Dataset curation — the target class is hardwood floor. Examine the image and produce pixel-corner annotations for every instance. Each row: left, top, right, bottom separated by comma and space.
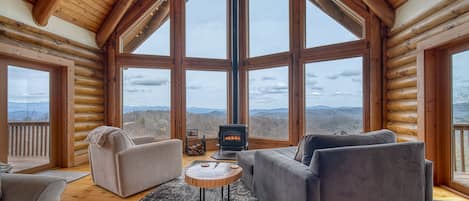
60, 151, 469, 201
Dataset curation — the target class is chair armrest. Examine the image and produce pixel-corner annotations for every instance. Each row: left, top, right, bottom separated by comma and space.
116, 139, 182, 197
425, 160, 433, 201
131, 136, 156, 145
254, 150, 319, 201
1, 174, 66, 201
310, 142, 426, 201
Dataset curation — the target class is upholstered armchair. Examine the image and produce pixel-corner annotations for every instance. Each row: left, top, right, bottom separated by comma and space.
87, 126, 182, 197
0, 173, 66, 201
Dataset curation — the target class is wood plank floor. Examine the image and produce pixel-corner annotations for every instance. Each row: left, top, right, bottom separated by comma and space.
60, 151, 469, 201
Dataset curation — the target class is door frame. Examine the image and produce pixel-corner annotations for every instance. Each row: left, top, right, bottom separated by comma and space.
0, 42, 75, 170
417, 22, 469, 195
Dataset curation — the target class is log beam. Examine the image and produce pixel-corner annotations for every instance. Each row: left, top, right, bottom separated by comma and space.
96, 0, 135, 47
32, 0, 61, 26
362, 0, 395, 27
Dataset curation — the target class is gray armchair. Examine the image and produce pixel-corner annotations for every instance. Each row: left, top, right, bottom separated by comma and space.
253, 142, 433, 201
87, 127, 182, 197
0, 173, 66, 201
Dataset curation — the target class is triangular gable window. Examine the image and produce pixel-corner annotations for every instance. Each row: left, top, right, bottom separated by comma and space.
306, 0, 363, 48
120, 0, 170, 56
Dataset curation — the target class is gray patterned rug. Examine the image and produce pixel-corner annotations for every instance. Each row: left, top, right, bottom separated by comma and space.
141, 178, 257, 201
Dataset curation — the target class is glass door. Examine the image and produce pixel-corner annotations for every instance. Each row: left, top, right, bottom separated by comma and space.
451, 49, 469, 188
4, 65, 51, 173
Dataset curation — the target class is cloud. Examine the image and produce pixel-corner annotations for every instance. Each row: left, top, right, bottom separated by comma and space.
333, 91, 354, 96
131, 79, 168, 86
327, 70, 361, 80
124, 75, 144, 81
306, 73, 317, 78
188, 85, 202, 90
261, 76, 276, 81
311, 91, 322, 96
125, 88, 143, 93
259, 85, 288, 94
352, 78, 361, 83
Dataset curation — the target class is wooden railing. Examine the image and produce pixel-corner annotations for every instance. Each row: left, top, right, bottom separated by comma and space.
454, 124, 469, 172
8, 122, 50, 158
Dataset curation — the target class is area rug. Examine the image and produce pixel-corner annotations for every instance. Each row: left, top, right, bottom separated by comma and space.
210, 150, 238, 160
141, 178, 257, 201
34, 170, 90, 183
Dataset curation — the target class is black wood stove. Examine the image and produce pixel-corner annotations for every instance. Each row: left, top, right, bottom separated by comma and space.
218, 124, 248, 153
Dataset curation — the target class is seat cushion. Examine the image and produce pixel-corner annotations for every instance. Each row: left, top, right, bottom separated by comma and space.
302, 129, 396, 166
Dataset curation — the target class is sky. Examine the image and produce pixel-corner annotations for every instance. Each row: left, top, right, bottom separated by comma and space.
8, 66, 50, 104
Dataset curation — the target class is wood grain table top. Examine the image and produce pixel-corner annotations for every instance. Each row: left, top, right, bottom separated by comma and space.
185, 161, 243, 188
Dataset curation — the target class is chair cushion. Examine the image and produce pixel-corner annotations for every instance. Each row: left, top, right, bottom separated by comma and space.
302, 129, 396, 166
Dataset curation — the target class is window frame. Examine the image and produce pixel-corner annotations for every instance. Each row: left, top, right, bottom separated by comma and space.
121, 66, 173, 140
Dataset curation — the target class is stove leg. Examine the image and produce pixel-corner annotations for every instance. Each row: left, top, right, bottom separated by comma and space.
221, 186, 224, 200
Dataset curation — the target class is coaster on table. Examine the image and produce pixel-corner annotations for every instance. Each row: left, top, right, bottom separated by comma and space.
230, 164, 240, 169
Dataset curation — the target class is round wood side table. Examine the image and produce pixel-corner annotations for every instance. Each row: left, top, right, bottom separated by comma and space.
185, 161, 243, 201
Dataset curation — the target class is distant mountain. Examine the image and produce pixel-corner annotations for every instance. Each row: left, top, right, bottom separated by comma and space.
8, 102, 49, 121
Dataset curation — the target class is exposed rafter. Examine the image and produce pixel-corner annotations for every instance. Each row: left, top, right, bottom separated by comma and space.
32, 0, 61, 26
96, 0, 135, 47
362, 0, 395, 27
309, 0, 363, 37
122, 0, 170, 52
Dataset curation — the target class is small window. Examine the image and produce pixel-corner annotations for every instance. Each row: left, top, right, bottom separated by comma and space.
186, 70, 228, 137
249, 66, 289, 140
122, 68, 171, 139
305, 57, 363, 135
249, 0, 289, 57
306, 0, 363, 48
186, 0, 228, 59
120, 1, 170, 56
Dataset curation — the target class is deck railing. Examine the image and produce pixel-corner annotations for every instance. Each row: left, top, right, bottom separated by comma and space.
454, 124, 469, 172
8, 122, 50, 158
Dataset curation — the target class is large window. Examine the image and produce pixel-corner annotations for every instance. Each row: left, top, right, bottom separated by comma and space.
248, 0, 289, 57
186, 0, 228, 59
305, 0, 363, 48
305, 57, 363, 135
120, 1, 170, 56
186, 70, 228, 137
248, 67, 289, 140
122, 68, 171, 139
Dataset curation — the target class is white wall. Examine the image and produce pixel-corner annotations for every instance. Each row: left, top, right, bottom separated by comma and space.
393, 0, 442, 29
0, 0, 97, 48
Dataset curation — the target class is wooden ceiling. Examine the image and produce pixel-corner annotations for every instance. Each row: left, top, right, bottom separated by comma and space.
26, 0, 118, 32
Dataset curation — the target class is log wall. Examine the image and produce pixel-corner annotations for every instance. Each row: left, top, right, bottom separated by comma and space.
0, 16, 104, 166
385, 0, 469, 140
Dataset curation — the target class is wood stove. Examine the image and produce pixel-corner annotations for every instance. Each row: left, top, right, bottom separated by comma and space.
218, 124, 248, 152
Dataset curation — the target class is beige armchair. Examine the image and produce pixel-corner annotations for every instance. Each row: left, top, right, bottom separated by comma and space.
87, 127, 182, 197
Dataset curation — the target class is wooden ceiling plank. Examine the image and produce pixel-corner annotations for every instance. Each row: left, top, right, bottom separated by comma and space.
64, 1, 106, 23
96, 0, 135, 47
55, 5, 101, 31
32, 0, 62, 26
363, 0, 395, 27
68, 0, 109, 17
